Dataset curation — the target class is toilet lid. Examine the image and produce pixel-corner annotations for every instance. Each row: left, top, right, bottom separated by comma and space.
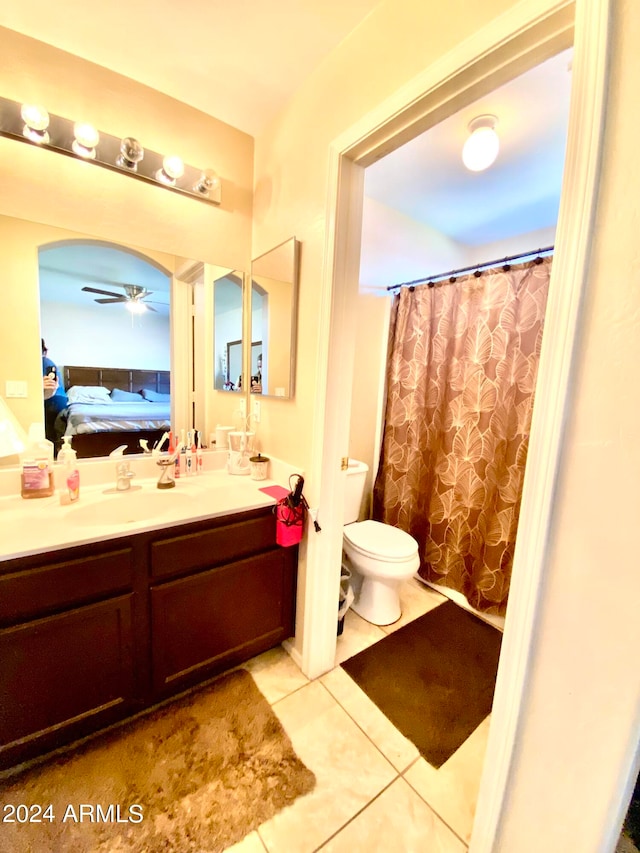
344, 520, 418, 560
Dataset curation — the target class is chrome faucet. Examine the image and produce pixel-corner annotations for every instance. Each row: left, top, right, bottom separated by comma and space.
115, 460, 135, 490
109, 444, 134, 490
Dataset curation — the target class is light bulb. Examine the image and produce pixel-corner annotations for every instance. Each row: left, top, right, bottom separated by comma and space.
72, 122, 100, 159
117, 137, 144, 170
156, 155, 184, 185
193, 168, 220, 196
126, 300, 147, 314
462, 115, 499, 172
21, 104, 50, 144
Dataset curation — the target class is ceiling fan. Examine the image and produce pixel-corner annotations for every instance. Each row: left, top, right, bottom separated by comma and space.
81, 284, 161, 312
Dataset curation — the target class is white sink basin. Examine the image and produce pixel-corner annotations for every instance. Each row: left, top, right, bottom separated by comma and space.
67, 488, 194, 526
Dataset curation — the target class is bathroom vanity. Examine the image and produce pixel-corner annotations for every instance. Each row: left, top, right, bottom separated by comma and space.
0, 480, 298, 770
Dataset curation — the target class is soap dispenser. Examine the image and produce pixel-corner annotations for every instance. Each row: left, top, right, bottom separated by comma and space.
57, 436, 80, 505
20, 423, 55, 499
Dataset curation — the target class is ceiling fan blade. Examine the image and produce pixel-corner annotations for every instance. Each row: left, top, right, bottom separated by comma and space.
95, 297, 127, 304
82, 286, 123, 297
145, 305, 158, 312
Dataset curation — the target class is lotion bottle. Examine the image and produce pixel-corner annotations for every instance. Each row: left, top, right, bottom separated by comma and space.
57, 435, 80, 504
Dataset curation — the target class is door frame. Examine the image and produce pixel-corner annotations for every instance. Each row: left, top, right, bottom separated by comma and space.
304, 0, 610, 849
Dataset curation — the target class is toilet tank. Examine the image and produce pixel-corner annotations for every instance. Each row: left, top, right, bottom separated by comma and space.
344, 459, 369, 524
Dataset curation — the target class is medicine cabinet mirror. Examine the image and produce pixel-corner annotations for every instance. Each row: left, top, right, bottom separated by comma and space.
250, 237, 300, 399
213, 271, 244, 392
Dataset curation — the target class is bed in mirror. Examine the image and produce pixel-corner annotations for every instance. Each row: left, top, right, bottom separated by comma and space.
250, 237, 300, 399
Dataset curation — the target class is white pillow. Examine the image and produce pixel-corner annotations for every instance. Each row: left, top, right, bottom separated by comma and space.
67, 385, 112, 404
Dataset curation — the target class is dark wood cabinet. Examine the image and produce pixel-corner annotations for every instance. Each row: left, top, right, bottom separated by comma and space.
0, 506, 297, 770
151, 549, 296, 695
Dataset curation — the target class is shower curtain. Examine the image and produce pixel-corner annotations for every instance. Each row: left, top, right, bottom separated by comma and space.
372, 257, 552, 615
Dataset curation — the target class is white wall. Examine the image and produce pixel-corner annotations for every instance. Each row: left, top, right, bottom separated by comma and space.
40, 300, 170, 373
348, 291, 391, 516
491, 0, 640, 848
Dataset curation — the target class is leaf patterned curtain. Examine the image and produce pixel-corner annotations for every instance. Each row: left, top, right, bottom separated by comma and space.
372, 257, 552, 616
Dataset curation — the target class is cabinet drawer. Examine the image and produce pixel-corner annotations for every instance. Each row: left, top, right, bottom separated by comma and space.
0, 548, 134, 626
150, 512, 276, 579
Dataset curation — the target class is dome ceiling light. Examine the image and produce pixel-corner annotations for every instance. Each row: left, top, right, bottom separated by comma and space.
462, 114, 500, 172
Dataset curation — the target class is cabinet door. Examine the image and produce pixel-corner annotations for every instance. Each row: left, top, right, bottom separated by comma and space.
0, 595, 135, 769
151, 549, 295, 696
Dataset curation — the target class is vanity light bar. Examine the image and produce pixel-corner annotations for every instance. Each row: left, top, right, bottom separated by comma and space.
0, 96, 221, 205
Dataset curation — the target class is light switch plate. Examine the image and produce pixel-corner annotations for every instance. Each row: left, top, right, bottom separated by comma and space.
5, 380, 27, 398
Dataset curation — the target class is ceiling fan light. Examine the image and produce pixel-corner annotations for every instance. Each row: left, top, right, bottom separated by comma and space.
462, 115, 499, 172
126, 300, 147, 314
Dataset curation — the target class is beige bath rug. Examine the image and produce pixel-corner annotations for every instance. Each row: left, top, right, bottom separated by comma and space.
0, 668, 315, 852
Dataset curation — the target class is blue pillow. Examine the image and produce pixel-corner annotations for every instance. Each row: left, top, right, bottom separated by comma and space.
111, 388, 144, 402
141, 388, 171, 402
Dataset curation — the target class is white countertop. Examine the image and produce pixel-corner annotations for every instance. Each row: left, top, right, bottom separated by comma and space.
0, 467, 290, 562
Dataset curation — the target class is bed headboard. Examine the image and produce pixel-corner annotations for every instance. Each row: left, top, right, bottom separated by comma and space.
63, 365, 171, 395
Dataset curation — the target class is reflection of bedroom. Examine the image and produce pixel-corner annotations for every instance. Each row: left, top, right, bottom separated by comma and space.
39, 241, 172, 456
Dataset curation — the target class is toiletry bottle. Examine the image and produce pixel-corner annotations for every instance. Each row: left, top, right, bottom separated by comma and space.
20, 423, 55, 499
57, 435, 80, 504
196, 431, 203, 474
180, 429, 187, 476
185, 431, 194, 476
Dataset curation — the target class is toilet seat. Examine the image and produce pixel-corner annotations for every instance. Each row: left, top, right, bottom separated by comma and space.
343, 519, 418, 562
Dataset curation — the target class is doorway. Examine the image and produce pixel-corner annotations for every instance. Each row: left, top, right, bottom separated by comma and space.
307, 1, 610, 850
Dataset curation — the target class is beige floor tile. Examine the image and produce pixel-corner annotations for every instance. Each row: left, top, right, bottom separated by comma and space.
226, 830, 268, 852
258, 681, 397, 853
404, 715, 491, 844
335, 609, 385, 665
380, 578, 447, 635
241, 645, 308, 704
320, 667, 418, 772
319, 778, 466, 853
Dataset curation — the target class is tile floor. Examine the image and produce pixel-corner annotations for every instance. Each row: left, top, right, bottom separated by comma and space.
234, 578, 493, 852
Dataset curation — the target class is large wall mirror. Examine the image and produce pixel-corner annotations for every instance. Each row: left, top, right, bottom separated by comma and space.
250, 237, 300, 398
0, 213, 247, 459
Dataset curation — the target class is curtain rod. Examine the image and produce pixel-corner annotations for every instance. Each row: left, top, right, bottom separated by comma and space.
386, 245, 554, 292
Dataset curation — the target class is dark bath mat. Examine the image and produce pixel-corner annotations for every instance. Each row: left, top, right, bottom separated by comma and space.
341, 599, 502, 767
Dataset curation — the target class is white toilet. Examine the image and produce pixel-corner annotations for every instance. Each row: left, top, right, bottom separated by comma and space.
343, 459, 420, 626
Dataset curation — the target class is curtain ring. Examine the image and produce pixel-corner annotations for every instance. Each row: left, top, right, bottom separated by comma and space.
427, 280, 435, 289
534, 255, 544, 265
449, 276, 457, 283
409, 285, 415, 292
474, 269, 482, 278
